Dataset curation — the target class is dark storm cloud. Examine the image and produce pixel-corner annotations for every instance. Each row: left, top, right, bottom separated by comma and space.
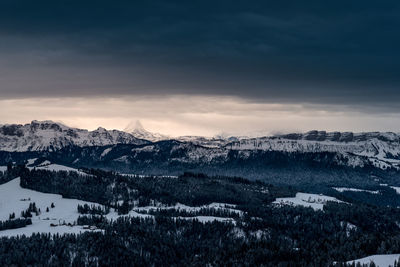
0, 0, 400, 107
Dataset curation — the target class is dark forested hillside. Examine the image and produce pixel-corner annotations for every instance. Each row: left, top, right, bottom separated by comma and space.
0, 167, 398, 265
18, 168, 294, 209
0, 142, 399, 189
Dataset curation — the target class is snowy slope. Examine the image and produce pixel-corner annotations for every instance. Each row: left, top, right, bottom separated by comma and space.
26, 159, 89, 176
127, 128, 400, 170
226, 131, 400, 170
0, 178, 239, 237
346, 254, 400, 267
273, 193, 343, 211
0, 178, 102, 237
0, 120, 148, 152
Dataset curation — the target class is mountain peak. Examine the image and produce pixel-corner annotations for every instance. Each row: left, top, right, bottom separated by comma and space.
0, 120, 148, 151
28, 120, 70, 132
125, 120, 169, 142
134, 120, 145, 131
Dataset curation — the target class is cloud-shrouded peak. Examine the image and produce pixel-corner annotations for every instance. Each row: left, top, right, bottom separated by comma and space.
125, 120, 169, 142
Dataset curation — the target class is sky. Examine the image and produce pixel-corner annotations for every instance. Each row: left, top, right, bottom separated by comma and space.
0, 1, 399, 136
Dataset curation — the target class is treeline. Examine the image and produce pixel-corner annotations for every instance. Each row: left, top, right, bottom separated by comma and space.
17, 166, 294, 211
138, 207, 241, 218
0, 164, 26, 185
21, 202, 40, 218
77, 215, 108, 228
6, 166, 400, 265
0, 218, 32, 231
2, 207, 400, 266
77, 204, 109, 215
19, 168, 111, 205
0, 216, 296, 266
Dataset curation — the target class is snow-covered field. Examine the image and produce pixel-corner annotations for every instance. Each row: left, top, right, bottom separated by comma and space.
346, 254, 400, 267
273, 193, 343, 211
0, 178, 238, 237
0, 178, 103, 237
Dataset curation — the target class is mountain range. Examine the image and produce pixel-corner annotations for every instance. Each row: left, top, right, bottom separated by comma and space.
0, 120, 400, 186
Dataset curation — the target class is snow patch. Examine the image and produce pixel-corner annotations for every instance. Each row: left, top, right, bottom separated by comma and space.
28, 163, 89, 176
391, 186, 400, 194
0, 178, 103, 237
100, 147, 112, 157
333, 187, 380, 194
26, 158, 38, 166
346, 254, 400, 267
273, 193, 343, 211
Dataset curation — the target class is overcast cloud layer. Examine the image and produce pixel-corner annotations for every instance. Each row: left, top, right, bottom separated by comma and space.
0, 1, 399, 133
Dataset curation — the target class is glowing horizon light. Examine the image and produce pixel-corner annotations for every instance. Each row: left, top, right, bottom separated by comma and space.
0, 96, 399, 137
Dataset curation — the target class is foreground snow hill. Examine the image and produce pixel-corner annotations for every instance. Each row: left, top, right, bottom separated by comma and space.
0, 178, 102, 237
0, 177, 239, 237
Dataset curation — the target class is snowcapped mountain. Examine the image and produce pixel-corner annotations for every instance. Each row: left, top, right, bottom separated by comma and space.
0, 120, 148, 152
227, 130, 400, 169
0, 120, 400, 172
173, 136, 235, 148
125, 121, 237, 146
125, 121, 169, 142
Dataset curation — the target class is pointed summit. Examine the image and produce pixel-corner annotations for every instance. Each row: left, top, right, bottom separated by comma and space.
134, 120, 145, 131
124, 120, 144, 133
124, 120, 169, 142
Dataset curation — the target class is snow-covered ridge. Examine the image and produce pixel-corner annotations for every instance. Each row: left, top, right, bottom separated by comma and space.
226, 132, 400, 170
26, 159, 90, 176
278, 130, 399, 142
0, 120, 148, 152
2, 120, 400, 171
333, 187, 380, 194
